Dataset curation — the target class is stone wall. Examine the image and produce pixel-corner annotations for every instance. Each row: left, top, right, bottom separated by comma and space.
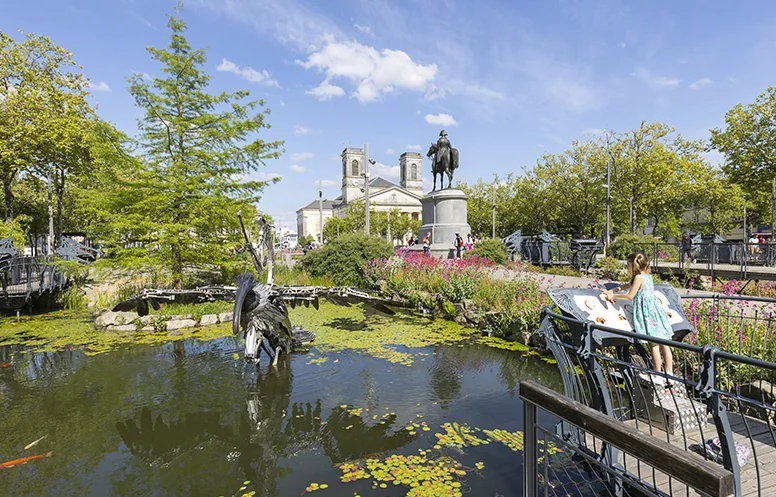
95, 309, 233, 332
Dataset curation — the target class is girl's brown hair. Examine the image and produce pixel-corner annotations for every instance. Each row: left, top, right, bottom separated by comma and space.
626, 251, 650, 283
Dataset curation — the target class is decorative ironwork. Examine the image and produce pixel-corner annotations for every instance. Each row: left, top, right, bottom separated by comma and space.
501, 230, 603, 273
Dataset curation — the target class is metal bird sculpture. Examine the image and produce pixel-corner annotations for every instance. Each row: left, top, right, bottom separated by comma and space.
112, 212, 408, 368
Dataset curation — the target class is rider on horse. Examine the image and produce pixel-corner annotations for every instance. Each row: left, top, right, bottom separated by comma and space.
428, 130, 458, 190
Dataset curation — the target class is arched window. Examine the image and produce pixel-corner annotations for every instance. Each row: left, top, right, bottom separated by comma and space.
351, 159, 359, 176
410, 163, 418, 180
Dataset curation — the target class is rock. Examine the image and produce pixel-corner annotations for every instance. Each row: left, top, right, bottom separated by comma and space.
96, 311, 138, 327
463, 309, 480, 325
528, 331, 547, 351
175, 314, 193, 320
140, 326, 155, 332
166, 319, 197, 330
218, 312, 234, 324
106, 324, 137, 332
138, 315, 156, 325
200, 314, 218, 326
462, 299, 475, 310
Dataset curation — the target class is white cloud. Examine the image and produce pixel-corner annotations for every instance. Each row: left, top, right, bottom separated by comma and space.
689, 78, 713, 90
318, 180, 338, 187
424, 113, 458, 127
619, 41, 627, 48
385, 148, 395, 156
87, 81, 111, 92
354, 23, 372, 35
293, 125, 311, 135
290, 164, 305, 173
290, 152, 314, 161
581, 128, 605, 136
406, 144, 422, 151
370, 162, 400, 182
216, 59, 279, 87
306, 80, 345, 101
298, 36, 438, 103
631, 68, 679, 88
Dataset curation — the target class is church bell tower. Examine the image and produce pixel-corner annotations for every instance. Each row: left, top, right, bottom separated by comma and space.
399, 152, 423, 194
341, 147, 365, 204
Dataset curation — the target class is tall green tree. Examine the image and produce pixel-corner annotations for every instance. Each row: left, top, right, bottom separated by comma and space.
710, 87, 776, 232
97, 7, 282, 282
0, 31, 90, 224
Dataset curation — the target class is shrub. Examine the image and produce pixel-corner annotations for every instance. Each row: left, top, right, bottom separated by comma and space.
440, 272, 480, 303
300, 233, 394, 286
609, 234, 665, 260
597, 257, 624, 281
464, 239, 508, 265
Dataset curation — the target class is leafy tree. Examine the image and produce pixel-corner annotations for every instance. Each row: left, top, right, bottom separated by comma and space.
463, 239, 508, 264
92, 7, 281, 282
0, 30, 91, 224
322, 202, 420, 243
300, 232, 393, 286
710, 87, 776, 230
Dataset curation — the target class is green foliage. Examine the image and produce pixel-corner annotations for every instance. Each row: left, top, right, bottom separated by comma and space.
58, 285, 88, 310
609, 234, 663, 260
323, 202, 421, 243
300, 233, 394, 286
464, 239, 508, 265
299, 234, 315, 246
156, 301, 232, 321
441, 300, 456, 318
439, 273, 480, 303
597, 257, 624, 281
82, 10, 281, 284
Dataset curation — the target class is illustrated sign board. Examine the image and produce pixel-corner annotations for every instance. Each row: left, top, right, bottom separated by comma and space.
547, 285, 692, 335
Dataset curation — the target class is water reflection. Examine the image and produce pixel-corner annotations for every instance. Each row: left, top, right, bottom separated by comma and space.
1, 327, 563, 496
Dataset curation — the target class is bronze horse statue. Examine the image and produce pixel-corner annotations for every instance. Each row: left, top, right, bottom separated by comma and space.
427, 138, 459, 191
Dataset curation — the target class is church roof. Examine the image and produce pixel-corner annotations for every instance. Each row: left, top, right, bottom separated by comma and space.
297, 199, 337, 212
369, 177, 400, 189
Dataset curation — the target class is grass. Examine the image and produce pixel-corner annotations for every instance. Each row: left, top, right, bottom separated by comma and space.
155, 300, 234, 320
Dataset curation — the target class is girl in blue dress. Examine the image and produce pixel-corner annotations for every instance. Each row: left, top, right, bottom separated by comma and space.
602, 251, 674, 379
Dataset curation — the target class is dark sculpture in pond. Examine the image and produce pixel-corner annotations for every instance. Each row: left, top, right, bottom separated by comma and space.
114, 213, 407, 368
427, 129, 459, 191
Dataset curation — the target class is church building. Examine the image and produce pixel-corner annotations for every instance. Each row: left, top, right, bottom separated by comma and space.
296, 148, 424, 243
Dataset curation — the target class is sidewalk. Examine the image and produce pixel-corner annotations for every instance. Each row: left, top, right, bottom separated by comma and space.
490, 267, 716, 298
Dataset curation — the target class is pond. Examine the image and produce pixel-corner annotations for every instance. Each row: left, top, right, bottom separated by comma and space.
0, 304, 564, 497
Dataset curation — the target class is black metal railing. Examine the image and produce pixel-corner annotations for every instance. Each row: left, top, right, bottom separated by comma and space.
0, 256, 67, 309
632, 242, 776, 282
540, 294, 776, 497
521, 380, 734, 497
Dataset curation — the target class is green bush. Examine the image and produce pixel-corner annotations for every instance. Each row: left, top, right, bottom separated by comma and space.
299, 233, 394, 286
464, 239, 508, 265
609, 234, 664, 260
440, 272, 480, 303
597, 257, 624, 281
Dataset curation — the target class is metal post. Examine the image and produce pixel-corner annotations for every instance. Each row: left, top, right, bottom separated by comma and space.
523, 400, 538, 497
364, 143, 370, 235
47, 166, 54, 256
491, 183, 496, 239
605, 158, 611, 256
770, 176, 776, 243
387, 209, 391, 242
318, 180, 323, 244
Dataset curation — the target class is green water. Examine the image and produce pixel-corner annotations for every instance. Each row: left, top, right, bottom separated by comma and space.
0, 306, 564, 496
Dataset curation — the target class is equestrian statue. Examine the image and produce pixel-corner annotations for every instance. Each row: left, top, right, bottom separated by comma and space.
426, 130, 460, 191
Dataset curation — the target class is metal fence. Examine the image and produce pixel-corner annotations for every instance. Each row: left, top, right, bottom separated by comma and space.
521, 379, 734, 497
632, 242, 776, 281
0, 256, 67, 310
539, 293, 776, 497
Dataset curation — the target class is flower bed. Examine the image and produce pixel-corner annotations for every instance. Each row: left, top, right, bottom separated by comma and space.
364, 252, 552, 339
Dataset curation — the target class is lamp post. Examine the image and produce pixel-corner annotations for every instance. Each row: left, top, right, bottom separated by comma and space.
605, 157, 611, 256
318, 179, 323, 244
491, 183, 496, 239
387, 192, 397, 243
364, 143, 371, 235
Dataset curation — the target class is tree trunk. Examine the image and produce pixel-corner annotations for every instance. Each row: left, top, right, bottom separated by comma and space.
629, 196, 636, 234
3, 177, 13, 221
55, 167, 65, 248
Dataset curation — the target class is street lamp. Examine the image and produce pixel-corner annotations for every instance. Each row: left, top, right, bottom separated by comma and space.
605, 158, 611, 255
364, 143, 372, 234
387, 192, 398, 242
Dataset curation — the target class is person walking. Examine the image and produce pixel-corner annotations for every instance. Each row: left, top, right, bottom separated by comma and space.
422, 235, 430, 256
602, 252, 674, 381
454, 233, 463, 259
679, 232, 693, 265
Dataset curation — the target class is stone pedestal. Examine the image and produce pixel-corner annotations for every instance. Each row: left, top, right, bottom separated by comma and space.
414, 188, 471, 259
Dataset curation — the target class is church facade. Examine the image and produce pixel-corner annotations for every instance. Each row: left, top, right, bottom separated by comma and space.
296, 148, 424, 243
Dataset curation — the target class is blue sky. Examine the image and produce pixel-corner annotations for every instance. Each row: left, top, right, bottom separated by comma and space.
4, 1, 776, 230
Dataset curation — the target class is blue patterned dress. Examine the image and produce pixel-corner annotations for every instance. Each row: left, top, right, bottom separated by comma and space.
632, 275, 673, 340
